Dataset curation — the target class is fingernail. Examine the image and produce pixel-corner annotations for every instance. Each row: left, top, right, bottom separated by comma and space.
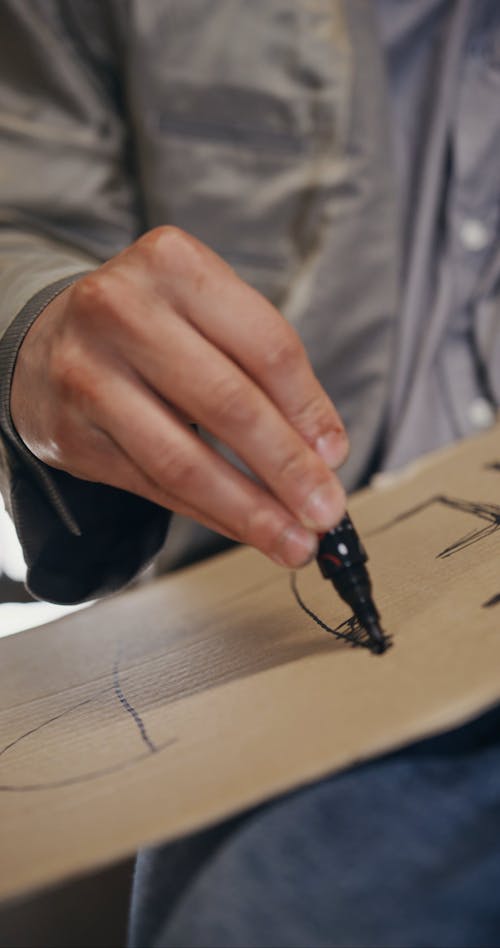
301, 481, 344, 531
273, 525, 318, 568
315, 431, 347, 469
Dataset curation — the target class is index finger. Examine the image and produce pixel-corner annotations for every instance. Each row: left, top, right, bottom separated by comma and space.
134, 228, 349, 469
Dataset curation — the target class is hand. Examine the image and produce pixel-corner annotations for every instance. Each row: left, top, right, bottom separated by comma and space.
11, 227, 348, 567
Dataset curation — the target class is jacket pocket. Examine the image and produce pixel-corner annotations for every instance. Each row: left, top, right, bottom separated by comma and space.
129, 0, 353, 303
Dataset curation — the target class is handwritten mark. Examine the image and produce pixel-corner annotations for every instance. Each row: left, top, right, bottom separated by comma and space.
482, 593, 500, 609
0, 647, 175, 792
0, 696, 96, 765
369, 495, 500, 558
290, 573, 391, 654
0, 750, 167, 793
113, 654, 158, 753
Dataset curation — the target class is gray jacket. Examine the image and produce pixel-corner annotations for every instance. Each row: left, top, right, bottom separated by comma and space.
0, 0, 498, 602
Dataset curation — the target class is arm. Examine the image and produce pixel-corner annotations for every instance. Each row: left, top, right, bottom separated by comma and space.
2, 2, 349, 606
0, 0, 168, 603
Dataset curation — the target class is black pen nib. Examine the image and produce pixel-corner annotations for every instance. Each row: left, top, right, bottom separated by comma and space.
361, 616, 390, 654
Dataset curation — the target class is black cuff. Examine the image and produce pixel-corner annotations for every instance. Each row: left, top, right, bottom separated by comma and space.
11, 470, 170, 604
0, 275, 170, 603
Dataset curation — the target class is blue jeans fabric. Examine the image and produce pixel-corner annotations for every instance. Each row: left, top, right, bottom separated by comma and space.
129, 704, 500, 947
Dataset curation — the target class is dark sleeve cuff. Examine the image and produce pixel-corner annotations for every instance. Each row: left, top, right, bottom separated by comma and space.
0, 276, 170, 604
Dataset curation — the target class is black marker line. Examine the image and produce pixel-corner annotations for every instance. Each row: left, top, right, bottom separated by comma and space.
113, 655, 158, 754
0, 695, 96, 760
369, 494, 500, 559
482, 593, 500, 609
290, 573, 390, 654
0, 646, 177, 791
0, 738, 176, 793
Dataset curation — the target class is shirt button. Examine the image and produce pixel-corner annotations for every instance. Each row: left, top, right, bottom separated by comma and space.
459, 219, 489, 251
468, 397, 496, 430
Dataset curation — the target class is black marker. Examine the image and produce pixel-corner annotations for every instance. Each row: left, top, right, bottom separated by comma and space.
317, 513, 389, 654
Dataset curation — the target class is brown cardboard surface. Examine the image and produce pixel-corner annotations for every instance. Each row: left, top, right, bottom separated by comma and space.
1, 424, 500, 901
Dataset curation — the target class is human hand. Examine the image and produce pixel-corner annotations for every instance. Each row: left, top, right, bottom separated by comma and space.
11, 227, 348, 567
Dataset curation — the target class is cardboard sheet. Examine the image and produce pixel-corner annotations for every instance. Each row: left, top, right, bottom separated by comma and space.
1, 424, 500, 901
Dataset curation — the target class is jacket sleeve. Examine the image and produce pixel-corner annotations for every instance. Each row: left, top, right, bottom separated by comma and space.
0, 1, 169, 604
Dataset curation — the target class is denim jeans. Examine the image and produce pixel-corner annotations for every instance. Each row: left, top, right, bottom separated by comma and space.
129, 704, 500, 947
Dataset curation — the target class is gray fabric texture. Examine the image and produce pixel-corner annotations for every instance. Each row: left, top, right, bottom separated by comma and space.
0, 0, 498, 602
377, 0, 500, 469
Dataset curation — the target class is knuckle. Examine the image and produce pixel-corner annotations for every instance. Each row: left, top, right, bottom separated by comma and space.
242, 506, 283, 551
139, 225, 201, 272
71, 272, 118, 319
290, 393, 341, 443
153, 449, 199, 493
52, 349, 82, 396
209, 376, 260, 430
276, 445, 312, 488
52, 348, 96, 409
262, 327, 304, 375
71, 271, 138, 339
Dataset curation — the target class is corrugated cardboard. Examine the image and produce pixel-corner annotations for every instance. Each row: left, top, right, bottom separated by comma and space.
1, 424, 499, 900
